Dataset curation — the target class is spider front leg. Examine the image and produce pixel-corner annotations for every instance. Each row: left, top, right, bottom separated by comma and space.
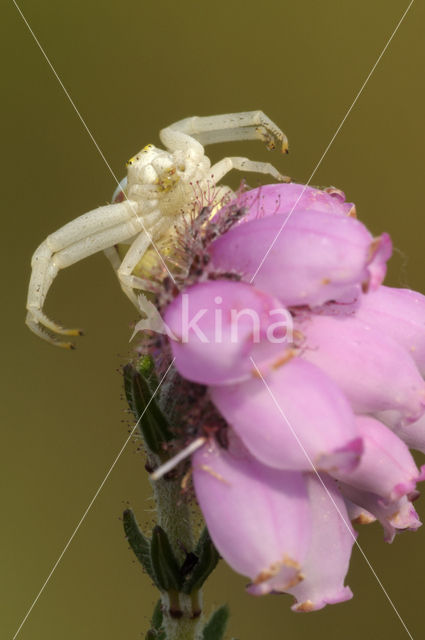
161, 111, 289, 153
210, 156, 291, 184
117, 216, 169, 294
104, 245, 140, 308
26, 199, 143, 347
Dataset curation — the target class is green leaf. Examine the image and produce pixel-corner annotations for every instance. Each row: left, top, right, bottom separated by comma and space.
150, 525, 183, 591
183, 528, 220, 594
123, 364, 172, 454
123, 509, 158, 586
202, 605, 230, 640
145, 630, 166, 640
145, 601, 166, 640
151, 599, 163, 630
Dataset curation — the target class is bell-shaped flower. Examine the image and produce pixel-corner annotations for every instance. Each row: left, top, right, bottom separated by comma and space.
376, 410, 425, 455
210, 357, 362, 472
287, 473, 356, 612
163, 280, 291, 385
299, 313, 425, 426
331, 416, 425, 501
192, 436, 310, 594
339, 483, 422, 543
145, 181, 425, 612
231, 182, 356, 222
209, 208, 391, 307
355, 285, 425, 375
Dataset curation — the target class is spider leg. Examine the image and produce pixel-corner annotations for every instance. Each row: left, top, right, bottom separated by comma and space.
26, 200, 149, 347
161, 111, 289, 153
104, 246, 139, 308
117, 216, 168, 293
159, 126, 205, 159
209, 156, 291, 184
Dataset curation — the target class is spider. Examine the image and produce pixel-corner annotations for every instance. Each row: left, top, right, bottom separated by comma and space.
26, 110, 289, 348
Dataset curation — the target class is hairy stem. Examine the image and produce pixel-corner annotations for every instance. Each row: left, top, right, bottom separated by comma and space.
151, 475, 203, 640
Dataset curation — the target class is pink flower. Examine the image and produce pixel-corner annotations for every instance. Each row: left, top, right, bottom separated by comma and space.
155, 183, 425, 611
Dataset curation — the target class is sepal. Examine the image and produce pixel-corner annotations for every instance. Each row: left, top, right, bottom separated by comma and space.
183, 528, 220, 593
150, 525, 183, 591
123, 509, 157, 586
145, 600, 166, 640
202, 604, 229, 640
123, 363, 173, 454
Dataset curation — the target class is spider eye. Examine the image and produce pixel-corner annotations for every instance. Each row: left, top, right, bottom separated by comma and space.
142, 144, 154, 153
126, 154, 141, 167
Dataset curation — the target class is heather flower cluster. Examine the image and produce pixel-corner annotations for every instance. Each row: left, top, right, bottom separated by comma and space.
152, 183, 425, 612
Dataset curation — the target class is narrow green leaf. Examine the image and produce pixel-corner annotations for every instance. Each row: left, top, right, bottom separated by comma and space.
183, 528, 220, 593
202, 605, 230, 640
123, 364, 172, 454
123, 509, 158, 586
194, 527, 215, 557
150, 525, 183, 591
151, 599, 163, 630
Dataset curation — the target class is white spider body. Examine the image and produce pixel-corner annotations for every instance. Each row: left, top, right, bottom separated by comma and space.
26, 111, 289, 347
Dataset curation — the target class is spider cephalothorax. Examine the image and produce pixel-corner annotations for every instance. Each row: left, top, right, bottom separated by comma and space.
26, 111, 289, 347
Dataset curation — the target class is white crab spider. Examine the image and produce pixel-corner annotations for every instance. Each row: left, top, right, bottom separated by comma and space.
26, 110, 289, 348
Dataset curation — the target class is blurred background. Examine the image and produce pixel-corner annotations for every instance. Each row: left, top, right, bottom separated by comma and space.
2, 1, 424, 638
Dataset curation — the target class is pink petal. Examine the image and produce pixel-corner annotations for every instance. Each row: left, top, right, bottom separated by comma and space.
331, 416, 423, 501
356, 285, 425, 375
209, 209, 391, 307
192, 436, 310, 594
299, 313, 425, 426
377, 410, 425, 455
345, 500, 376, 525
339, 484, 422, 543
210, 358, 362, 472
230, 183, 356, 221
164, 280, 291, 385
288, 474, 355, 612
364, 233, 392, 291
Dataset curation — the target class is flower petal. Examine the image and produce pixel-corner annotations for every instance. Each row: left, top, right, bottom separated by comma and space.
345, 500, 376, 526
331, 416, 423, 501
377, 410, 425, 455
288, 474, 355, 612
339, 484, 422, 543
210, 209, 391, 307
231, 183, 356, 221
356, 285, 425, 375
192, 436, 310, 594
210, 358, 362, 472
299, 313, 425, 426
164, 280, 291, 385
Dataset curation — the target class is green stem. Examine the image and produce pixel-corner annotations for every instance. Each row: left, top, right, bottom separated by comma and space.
151, 475, 203, 640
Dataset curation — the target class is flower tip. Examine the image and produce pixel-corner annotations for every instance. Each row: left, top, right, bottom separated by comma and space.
388, 501, 422, 537
246, 555, 304, 596
317, 437, 363, 473
391, 480, 418, 501
366, 232, 393, 291
291, 586, 353, 613
418, 465, 425, 483
352, 513, 376, 526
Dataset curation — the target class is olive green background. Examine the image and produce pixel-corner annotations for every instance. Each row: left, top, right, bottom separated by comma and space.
2, 1, 425, 638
